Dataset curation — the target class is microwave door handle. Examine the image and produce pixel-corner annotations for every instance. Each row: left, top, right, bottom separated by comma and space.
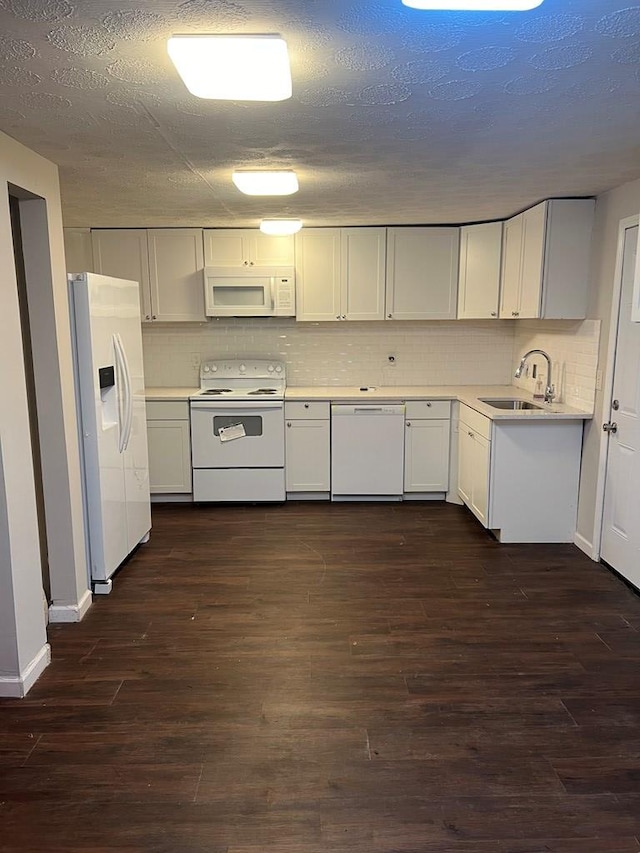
265, 279, 274, 312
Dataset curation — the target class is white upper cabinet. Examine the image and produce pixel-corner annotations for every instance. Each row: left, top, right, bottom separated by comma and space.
203, 229, 294, 267
296, 228, 386, 322
341, 228, 386, 321
92, 229, 153, 321
500, 198, 595, 320
386, 227, 459, 320
64, 228, 94, 274
457, 222, 503, 320
294, 229, 342, 321
147, 229, 205, 322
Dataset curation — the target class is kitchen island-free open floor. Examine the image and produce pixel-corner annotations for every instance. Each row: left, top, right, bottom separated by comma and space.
1, 502, 640, 852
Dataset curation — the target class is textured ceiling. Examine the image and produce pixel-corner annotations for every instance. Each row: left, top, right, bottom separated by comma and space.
1, 0, 640, 227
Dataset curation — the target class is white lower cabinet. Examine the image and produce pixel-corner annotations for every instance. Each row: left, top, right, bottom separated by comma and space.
146, 401, 192, 495
457, 403, 583, 542
404, 401, 451, 494
457, 404, 491, 526
285, 402, 330, 497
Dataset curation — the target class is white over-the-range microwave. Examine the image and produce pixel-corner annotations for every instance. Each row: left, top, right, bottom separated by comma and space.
204, 266, 296, 317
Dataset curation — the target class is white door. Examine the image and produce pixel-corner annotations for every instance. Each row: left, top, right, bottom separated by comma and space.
203, 229, 251, 267
457, 222, 502, 320
91, 229, 152, 321
147, 229, 205, 321
601, 224, 640, 589
252, 233, 295, 266
285, 420, 330, 492
341, 227, 386, 321
386, 227, 459, 320
148, 420, 192, 493
500, 215, 523, 318
457, 423, 473, 505
519, 202, 547, 319
295, 229, 342, 321
404, 419, 450, 492
470, 432, 491, 526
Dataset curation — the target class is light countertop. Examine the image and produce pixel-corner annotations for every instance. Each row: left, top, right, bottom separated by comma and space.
145, 385, 592, 421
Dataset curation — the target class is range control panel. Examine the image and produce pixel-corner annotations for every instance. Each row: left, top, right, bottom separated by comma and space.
200, 359, 286, 381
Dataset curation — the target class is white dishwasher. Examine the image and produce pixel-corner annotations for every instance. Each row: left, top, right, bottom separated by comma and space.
331, 404, 406, 499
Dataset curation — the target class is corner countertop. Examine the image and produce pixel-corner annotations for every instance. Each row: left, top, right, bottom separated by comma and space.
144, 385, 592, 421
285, 385, 593, 421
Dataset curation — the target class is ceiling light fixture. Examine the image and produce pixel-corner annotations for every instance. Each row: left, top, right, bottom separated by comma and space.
260, 219, 303, 236
167, 34, 292, 101
232, 170, 299, 196
401, 0, 543, 9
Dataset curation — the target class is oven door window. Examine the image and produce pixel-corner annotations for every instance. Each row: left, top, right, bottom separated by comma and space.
213, 416, 263, 437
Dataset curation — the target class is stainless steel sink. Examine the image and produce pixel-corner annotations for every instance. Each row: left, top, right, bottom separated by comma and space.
479, 398, 546, 411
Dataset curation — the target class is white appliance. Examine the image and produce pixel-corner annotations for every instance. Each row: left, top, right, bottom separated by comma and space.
331, 404, 406, 499
190, 360, 286, 501
69, 272, 151, 594
204, 266, 295, 317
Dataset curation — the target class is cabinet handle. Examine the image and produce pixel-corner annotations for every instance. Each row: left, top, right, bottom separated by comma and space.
406, 421, 411, 427
336, 315, 341, 320
426, 401, 432, 407
342, 315, 346, 320
468, 431, 474, 437
250, 261, 254, 266
490, 311, 497, 317
145, 315, 150, 320
512, 311, 519, 317
304, 404, 309, 409
243, 260, 248, 266
387, 313, 392, 319
287, 422, 292, 428
152, 315, 157, 320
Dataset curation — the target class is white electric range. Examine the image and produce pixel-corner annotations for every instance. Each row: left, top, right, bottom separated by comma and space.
190, 359, 286, 502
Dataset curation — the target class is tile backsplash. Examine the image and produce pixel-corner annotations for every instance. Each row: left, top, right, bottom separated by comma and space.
142, 319, 516, 388
142, 317, 600, 410
512, 319, 600, 410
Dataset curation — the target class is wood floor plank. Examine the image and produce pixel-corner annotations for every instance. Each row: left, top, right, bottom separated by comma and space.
1, 502, 640, 851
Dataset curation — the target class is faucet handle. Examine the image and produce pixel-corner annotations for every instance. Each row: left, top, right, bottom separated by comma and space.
545, 384, 556, 403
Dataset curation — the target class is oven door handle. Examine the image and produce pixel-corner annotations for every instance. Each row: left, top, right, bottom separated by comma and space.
190, 400, 284, 411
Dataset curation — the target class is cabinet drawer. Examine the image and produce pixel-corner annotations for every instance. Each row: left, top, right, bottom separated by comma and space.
285, 401, 330, 420
146, 401, 190, 420
405, 400, 451, 420
458, 403, 492, 441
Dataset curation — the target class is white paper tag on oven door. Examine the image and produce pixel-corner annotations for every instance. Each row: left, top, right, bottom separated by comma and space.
219, 422, 246, 442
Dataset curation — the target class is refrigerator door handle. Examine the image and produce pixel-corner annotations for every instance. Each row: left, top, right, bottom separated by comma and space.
116, 333, 134, 451
113, 333, 126, 454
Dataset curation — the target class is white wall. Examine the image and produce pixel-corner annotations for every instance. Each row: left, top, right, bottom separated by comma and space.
576, 177, 640, 550
143, 319, 517, 388
0, 130, 89, 695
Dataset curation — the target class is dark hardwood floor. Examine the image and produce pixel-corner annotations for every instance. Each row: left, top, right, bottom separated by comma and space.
2, 501, 640, 852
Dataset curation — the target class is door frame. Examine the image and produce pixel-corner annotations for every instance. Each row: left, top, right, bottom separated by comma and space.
591, 214, 639, 561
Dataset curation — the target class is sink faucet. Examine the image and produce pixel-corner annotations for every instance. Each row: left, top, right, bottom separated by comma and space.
514, 349, 555, 403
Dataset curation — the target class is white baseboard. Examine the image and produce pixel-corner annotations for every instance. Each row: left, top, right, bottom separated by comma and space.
48, 589, 92, 623
151, 494, 193, 503
0, 643, 51, 698
574, 531, 597, 561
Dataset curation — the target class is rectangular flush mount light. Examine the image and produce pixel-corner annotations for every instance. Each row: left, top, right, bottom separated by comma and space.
402, 0, 543, 8
232, 170, 299, 196
167, 34, 292, 101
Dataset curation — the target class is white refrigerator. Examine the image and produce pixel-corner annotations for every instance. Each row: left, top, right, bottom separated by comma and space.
69, 272, 151, 594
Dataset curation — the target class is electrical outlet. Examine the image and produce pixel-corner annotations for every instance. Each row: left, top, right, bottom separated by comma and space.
387, 354, 397, 367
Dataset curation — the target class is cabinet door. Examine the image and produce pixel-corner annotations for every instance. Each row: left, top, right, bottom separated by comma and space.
386, 227, 459, 320
457, 222, 502, 319
64, 228, 94, 273
457, 423, 474, 505
147, 419, 192, 494
295, 229, 342, 321
499, 214, 524, 319
285, 419, 330, 492
252, 232, 295, 266
519, 202, 547, 319
470, 432, 491, 526
203, 229, 250, 267
341, 227, 386, 321
147, 229, 205, 321
404, 419, 450, 492
91, 229, 152, 321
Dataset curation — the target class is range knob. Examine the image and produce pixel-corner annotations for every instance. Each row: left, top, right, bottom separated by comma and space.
275, 365, 283, 373
267, 364, 275, 373
211, 365, 218, 372
203, 366, 210, 373
239, 364, 246, 373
